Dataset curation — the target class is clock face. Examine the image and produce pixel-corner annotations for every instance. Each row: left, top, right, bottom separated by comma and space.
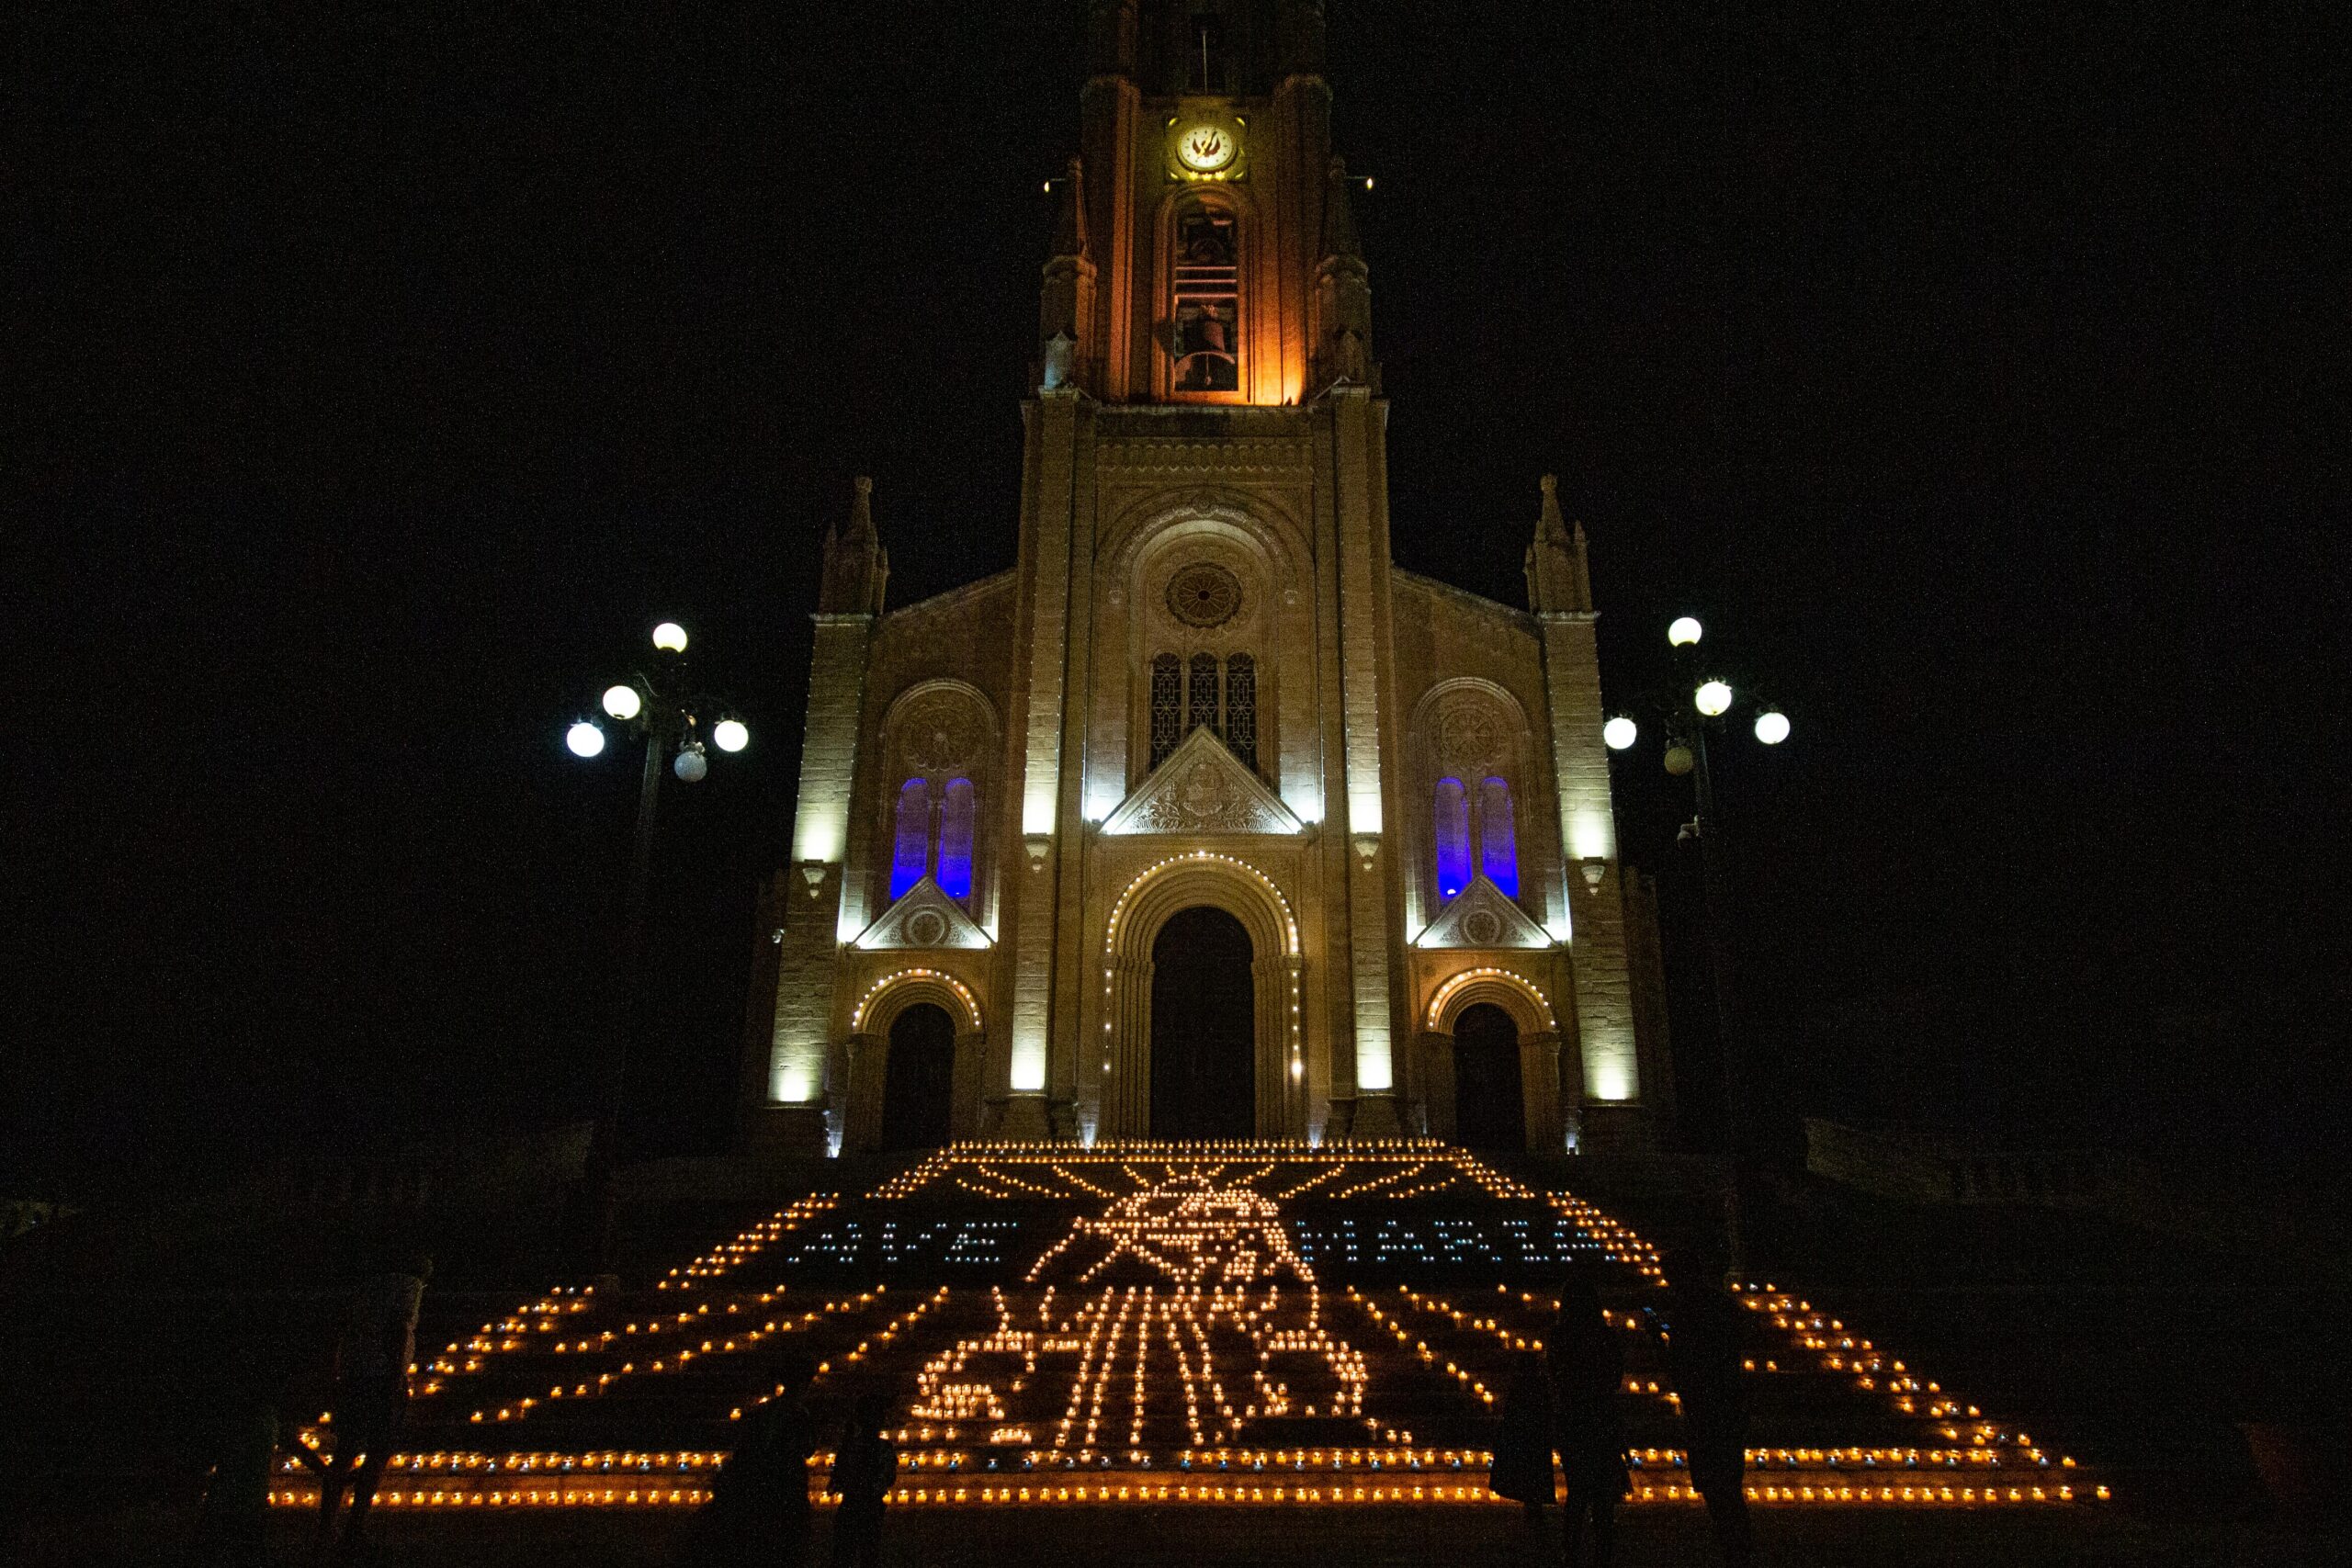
1176, 123, 1238, 174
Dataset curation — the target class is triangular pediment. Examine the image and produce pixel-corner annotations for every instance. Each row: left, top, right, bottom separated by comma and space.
1100, 726, 1305, 837
1416, 875, 1552, 950
854, 876, 992, 951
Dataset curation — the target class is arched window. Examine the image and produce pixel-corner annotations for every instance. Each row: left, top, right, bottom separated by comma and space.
1223, 653, 1256, 767
1433, 778, 1471, 903
935, 779, 976, 899
1170, 197, 1239, 393
1150, 654, 1183, 769
889, 779, 930, 900
1479, 777, 1519, 897
1188, 652, 1219, 735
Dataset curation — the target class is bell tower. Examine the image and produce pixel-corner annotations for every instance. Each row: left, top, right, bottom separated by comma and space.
1050, 0, 1366, 406
752, 0, 1668, 1158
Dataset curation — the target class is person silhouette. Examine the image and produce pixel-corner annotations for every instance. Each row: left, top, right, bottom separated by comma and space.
1661, 1253, 1752, 1568
1546, 1258, 1628, 1568
684, 1352, 818, 1566
314, 1255, 430, 1559
1489, 1349, 1558, 1527
188, 1346, 285, 1567
827, 1393, 899, 1568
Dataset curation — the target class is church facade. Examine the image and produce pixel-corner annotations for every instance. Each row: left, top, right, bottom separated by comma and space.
746, 0, 1673, 1156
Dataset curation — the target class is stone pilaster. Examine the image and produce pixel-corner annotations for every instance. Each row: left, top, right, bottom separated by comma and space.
1536, 612, 1642, 1112
1001, 390, 1083, 1137
763, 595, 876, 1151
1329, 387, 1401, 1136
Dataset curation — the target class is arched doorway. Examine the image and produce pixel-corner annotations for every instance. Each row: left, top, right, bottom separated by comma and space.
1149, 906, 1255, 1139
1453, 1002, 1525, 1149
879, 1002, 956, 1149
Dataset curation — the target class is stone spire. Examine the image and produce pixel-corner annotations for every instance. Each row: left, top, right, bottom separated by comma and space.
1277, 0, 1328, 77
819, 475, 888, 616
1315, 156, 1374, 389
1524, 474, 1593, 615
1038, 157, 1096, 391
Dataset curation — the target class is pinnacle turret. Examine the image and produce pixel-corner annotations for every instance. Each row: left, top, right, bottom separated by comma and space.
819, 475, 888, 616
1524, 474, 1593, 615
1314, 157, 1374, 389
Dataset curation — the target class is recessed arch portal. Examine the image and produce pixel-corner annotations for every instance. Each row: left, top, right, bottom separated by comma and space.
1421, 966, 1564, 1154
842, 967, 987, 1153
1098, 852, 1304, 1140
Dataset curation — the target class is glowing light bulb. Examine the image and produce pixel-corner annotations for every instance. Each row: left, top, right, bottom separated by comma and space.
1602, 716, 1637, 750
711, 717, 749, 752
1754, 709, 1790, 744
650, 622, 688, 652
1668, 616, 1703, 647
1695, 680, 1734, 716
565, 721, 605, 758
602, 683, 642, 720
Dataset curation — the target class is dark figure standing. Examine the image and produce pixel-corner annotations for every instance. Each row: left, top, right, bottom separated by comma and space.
683, 1354, 818, 1566
1488, 1350, 1557, 1526
1662, 1258, 1753, 1568
187, 1350, 284, 1566
1546, 1261, 1628, 1568
827, 1394, 899, 1568
315, 1256, 430, 1560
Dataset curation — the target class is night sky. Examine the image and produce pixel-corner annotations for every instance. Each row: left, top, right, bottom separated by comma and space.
10, 4, 2336, 1198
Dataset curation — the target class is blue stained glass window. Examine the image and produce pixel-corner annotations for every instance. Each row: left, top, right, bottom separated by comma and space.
1434, 778, 1471, 902
936, 779, 976, 899
1480, 777, 1518, 897
890, 779, 930, 899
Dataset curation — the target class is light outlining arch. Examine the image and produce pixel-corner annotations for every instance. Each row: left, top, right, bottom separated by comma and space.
1426, 966, 1556, 1037
1097, 850, 1306, 1140
850, 967, 984, 1035
1105, 849, 1301, 957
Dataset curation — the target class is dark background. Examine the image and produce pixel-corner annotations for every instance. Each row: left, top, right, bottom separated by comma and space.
9, 3, 2338, 1201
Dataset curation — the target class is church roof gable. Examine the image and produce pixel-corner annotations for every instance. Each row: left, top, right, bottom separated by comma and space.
1099, 726, 1305, 837
853, 876, 992, 952
1416, 874, 1551, 951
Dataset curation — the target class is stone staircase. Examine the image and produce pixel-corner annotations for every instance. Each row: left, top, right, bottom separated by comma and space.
264, 1142, 2108, 1517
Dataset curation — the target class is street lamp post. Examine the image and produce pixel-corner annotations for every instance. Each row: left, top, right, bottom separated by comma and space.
562, 620, 750, 1274
1606, 615, 1788, 1284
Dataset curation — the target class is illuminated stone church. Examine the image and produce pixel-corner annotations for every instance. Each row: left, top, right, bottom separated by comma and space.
749, 0, 1672, 1157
